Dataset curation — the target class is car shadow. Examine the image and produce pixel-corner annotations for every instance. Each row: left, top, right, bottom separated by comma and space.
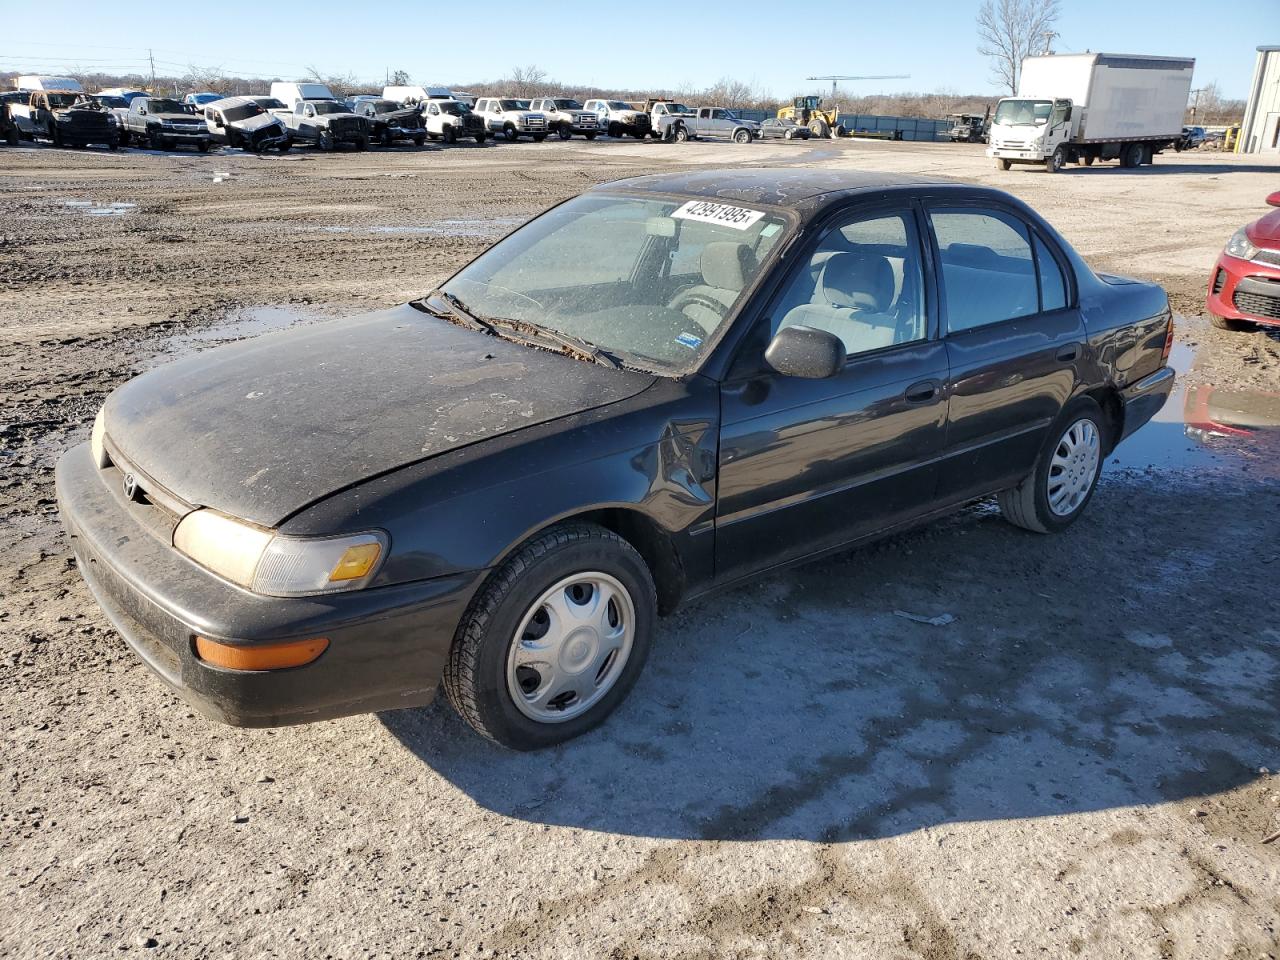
1065, 161, 1280, 175
381, 475, 1279, 842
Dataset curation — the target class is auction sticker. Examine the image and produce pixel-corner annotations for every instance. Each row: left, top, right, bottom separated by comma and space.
672, 200, 766, 231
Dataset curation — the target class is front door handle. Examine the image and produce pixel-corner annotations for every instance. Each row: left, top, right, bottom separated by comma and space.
1056, 344, 1081, 362
904, 380, 941, 403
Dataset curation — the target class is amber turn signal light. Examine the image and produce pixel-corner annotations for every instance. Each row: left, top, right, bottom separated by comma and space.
194, 636, 329, 671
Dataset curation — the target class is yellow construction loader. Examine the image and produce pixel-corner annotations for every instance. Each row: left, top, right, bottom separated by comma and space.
777, 96, 841, 138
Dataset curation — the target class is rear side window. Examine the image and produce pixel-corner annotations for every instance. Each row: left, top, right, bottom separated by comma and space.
930, 209, 1038, 333
1035, 234, 1067, 312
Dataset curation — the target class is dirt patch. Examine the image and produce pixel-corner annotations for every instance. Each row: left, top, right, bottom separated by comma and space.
2, 140, 1279, 960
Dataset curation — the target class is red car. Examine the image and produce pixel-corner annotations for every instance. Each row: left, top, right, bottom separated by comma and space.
1207, 190, 1280, 330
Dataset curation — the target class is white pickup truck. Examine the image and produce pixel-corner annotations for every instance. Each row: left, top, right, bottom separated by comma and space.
267, 82, 369, 150
527, 98, 599, 140
419, 99, 488, 143
473, 98, 548, 141
582, 99, 651, 138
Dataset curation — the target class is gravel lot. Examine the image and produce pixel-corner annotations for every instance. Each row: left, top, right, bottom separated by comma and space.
2, 137, 1279, 960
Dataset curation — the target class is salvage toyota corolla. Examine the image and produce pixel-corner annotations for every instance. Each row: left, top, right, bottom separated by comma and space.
56, 169, 1176, 749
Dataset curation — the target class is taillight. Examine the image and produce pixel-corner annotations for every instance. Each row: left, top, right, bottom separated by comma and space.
1161, 312, 1174, 364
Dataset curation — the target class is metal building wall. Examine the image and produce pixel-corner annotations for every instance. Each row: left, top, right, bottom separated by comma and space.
1239, 45, 1280, 154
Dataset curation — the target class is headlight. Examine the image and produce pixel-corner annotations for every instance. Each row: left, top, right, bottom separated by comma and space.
173, 509, 386, 597
90, 407, 108, 467
1224, 227, 1258, 262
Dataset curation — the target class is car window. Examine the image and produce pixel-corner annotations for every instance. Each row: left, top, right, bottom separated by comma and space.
1034, 234, 1067, 312
930, 208, 1038, 333
773, 211, 926, 356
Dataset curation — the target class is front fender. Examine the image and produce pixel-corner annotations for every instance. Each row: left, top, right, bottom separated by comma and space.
284, 377, 721, 596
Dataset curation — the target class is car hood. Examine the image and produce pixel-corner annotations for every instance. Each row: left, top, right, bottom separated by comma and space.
153, 112, 204, 122
103, 304, 656, 527
1249, 209, 1280, 246
230, 113, 285, 132
374, 107, 420, 124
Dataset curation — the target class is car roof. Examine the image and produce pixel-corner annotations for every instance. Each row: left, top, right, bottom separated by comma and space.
599, 168, 952, 213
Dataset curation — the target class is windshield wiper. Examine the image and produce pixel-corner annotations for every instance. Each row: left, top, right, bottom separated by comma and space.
418, 290, 495, 334
487, 317, 622, 370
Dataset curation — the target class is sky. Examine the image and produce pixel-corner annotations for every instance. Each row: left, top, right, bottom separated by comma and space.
2, 0, 1275, 100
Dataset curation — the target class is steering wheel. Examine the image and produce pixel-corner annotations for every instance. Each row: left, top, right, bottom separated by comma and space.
667, 289, 728, 324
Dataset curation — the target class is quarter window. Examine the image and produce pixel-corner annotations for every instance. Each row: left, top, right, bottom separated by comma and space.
1035, 234, 1067, 312
772, 211, 926, 356
931, 209, 1039, 332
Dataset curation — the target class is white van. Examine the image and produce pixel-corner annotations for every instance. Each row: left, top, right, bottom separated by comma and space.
16, 75, 84, 94
383, 85, 454, 106
269, 81, 337, 107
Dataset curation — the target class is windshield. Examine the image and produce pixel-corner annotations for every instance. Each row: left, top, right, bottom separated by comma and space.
254, 97, 285, 110
668, 103, 693, 115
439, 193, 789, 374
993, 99, 1052, 126
311, 101, 349, 115
553, 99, 583, 109
605, 101, 631, 110
47, 93, 82, 108
442, 101, 469, 115
147, 98, 184, 113
96, 96, 128, 109
191, 93, 219, 104
369, 100, 400, 113
223, 103, 262, 122
499, 99, 529, 111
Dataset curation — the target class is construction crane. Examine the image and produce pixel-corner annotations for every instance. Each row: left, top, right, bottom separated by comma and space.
806, 75, 911, 99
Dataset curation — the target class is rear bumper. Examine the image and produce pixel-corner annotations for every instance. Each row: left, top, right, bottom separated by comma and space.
1119, 366, 1175, 442
1207, 253, 1280, 327
56, 442, 483, 727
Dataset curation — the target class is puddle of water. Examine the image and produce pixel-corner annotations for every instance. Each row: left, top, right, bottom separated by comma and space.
149, 306, 324, 366
61, 200, 137, 216
317, 216, 524, 238
1109, 336, 1280, 477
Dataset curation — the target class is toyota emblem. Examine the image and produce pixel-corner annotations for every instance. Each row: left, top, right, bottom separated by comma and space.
123, 473, 138, 501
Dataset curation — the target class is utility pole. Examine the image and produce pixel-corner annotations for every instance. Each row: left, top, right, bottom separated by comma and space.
148, 48, 156, 92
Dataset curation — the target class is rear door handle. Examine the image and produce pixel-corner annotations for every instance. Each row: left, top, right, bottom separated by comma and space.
904, 379, 941, 403
1056, 344, 1080, 362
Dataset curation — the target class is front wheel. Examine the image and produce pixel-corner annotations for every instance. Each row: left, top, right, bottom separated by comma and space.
1209, 312, 1253, 332
557, 122, 572, 140
1045, 144, 1066, 172
380, 129, 393, 147
999, 399, 1105, 534
413, 134, 425, 146
278, 141, 291, 154
503, 123, 518, 142
996, 158, 1011, 171
444, 523, 656, 750
474, 132, 487, 144
354, 137, 368, 151
607, 121, 622, 138
673, 125, 689, 143
1121, 142, 1143, 168
733, 128, 751, 144
197, 140, 209, 153
317, 129, 334, 151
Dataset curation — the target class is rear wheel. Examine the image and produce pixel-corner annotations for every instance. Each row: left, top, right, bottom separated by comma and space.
475, 132, 487, 144
444, 523, 656, 750
999, 398, 1105, 534
1120, 142, 1143, 168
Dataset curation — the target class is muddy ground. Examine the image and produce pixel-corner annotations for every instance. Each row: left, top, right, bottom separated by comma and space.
2, 137, 1279, 959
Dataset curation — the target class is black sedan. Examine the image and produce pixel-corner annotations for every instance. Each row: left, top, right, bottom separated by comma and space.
759, 118, 813, 141
56, 169, 1175, 749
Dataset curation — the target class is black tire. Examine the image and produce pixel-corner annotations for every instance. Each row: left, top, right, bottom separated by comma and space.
475, 133, 487, 144
444, 523, 656, 750
116, 129, 129, 147
607, 121, 622, 138
1209, 312, 1252, 332
443, 126, 457, 144
414, 134, 425, 146
317, 129, 334, 151
1082, 154, 1095, 166
557, 122, 572, 140
48, 122, 61, 147
998, 397, 1106, 534
784, 128, 795, 140
673, 125, 689, 143
278, 141, 291, 154
733, 128, 751, 144
1121, 142, 1143, 168
532, 133, 547, 142
355, 137, 368, 151
1046, 144, 1067, 172
503, 123, 518, 142
380, 128, 393, 147
997, 158, 1011, 171
148, 131, 162, 150
197, 140, 209, 153
585, 131, 597, 140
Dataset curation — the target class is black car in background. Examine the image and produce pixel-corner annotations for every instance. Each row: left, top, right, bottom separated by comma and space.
57, 169, 1175, 749
351, 99, 426, 146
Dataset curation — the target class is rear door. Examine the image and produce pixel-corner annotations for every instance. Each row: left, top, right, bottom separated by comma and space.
925, 201, 1085, 502
716, 202, 949, 581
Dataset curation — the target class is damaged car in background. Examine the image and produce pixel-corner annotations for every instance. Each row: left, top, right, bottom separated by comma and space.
203, 97, 291, 152
57, 169, 1176, 751
349, 98, 426, 147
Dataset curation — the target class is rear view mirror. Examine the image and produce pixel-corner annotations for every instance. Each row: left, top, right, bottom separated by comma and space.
765, 325, 844, 379
1268, 191, 1280, 208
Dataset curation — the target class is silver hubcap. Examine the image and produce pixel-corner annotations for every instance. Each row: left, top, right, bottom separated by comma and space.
506, 572, 635, 723
1047, 418, 1100, 516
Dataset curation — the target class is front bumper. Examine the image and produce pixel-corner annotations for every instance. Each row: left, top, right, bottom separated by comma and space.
1119, 366, 1175, 442
987, 146, 1046, 162
1207, 252, 1280, 327
55, 442, 483, 727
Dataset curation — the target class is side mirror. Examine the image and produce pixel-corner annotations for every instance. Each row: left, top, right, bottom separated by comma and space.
764, 325, 844, 379
1268, 191, 1280, 208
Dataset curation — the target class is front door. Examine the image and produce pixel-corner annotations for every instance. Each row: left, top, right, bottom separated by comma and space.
925, 202, 1085, 502
716, 204, 949, 582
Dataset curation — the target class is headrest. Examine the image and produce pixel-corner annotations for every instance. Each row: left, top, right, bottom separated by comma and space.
700, 242, 756, 291
820, 252, 894, 312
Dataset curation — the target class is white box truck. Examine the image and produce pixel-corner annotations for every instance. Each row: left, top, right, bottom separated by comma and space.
987, 53, 1194, 172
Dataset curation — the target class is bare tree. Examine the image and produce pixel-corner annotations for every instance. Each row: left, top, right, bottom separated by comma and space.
504, 64, 552, 98
390, 69, 411, 86
303, 65, 361, 97
705, 77, 757, 110
977, 0, 1061, 94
